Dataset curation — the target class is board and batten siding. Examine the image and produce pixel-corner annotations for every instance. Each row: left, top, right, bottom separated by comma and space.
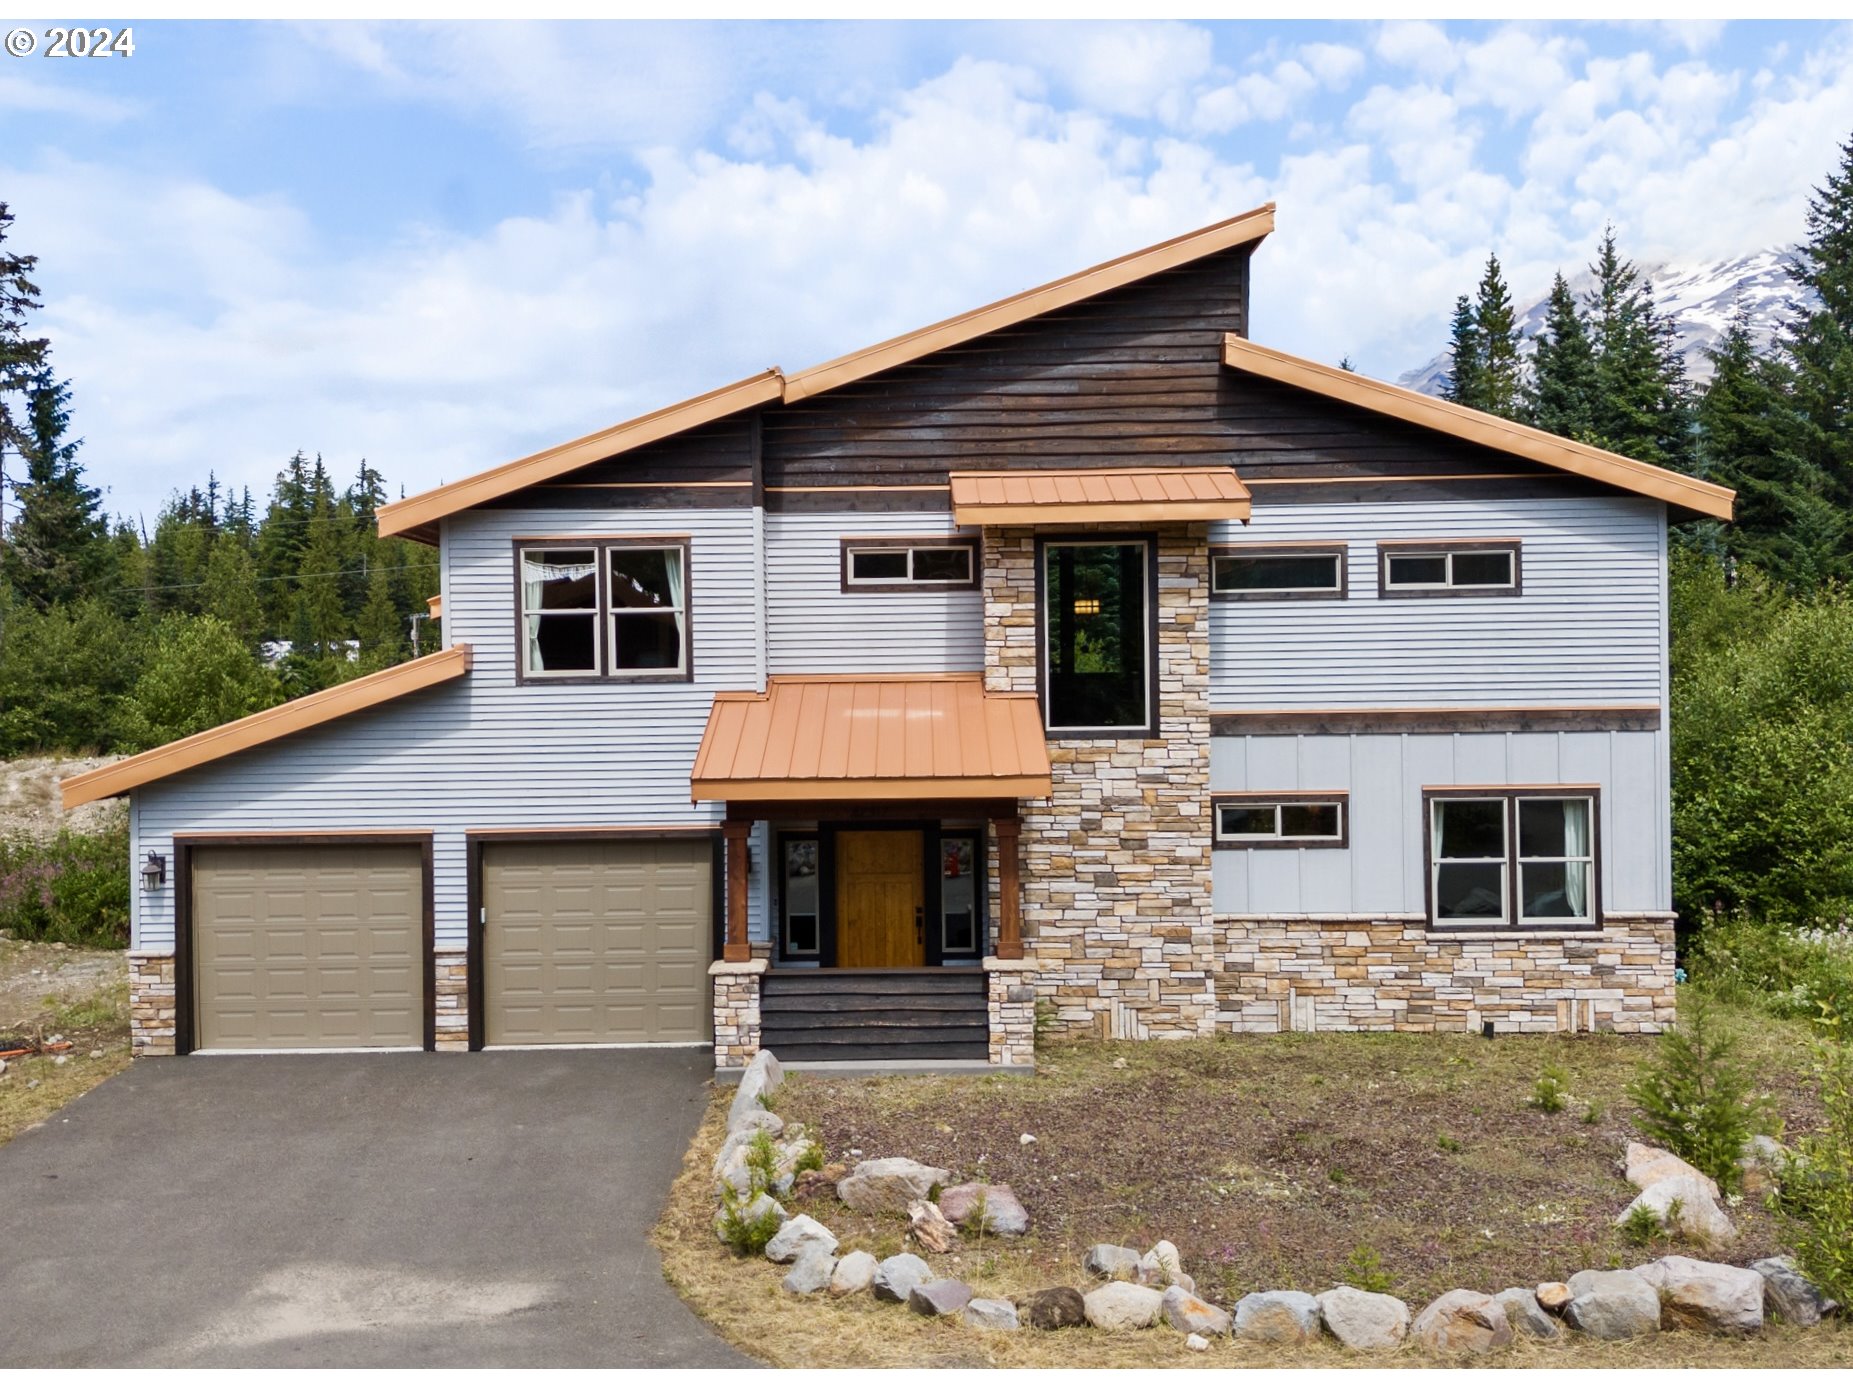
1209, 496, 1666, 709
765, 511, 984, 673
1210, 728, 1669, 915
129, 506, 773, 954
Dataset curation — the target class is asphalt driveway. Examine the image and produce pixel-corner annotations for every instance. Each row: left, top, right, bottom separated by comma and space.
0, 1050, 754, 1368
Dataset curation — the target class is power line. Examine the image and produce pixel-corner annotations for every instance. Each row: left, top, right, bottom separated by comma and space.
111, 559, 438, 597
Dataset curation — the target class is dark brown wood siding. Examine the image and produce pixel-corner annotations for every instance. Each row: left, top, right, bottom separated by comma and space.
475, 415, 755, 513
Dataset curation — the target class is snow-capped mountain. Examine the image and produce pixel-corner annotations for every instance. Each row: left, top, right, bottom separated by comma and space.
1398, 248, 1809, 396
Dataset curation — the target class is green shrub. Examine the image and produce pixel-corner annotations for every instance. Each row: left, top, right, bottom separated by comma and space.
792, 1139, 824, 1176
1531, 1064, 1570, 1114
1619, 1201, 1668, 1247
715, 1184, 785, 1256
1687, 911, 1853, 1025
1774, 1035, 1853, 1304
743, 1129, 783, 1193
1627, 992, 1768, 1195
0, 818, 130, 948
1339, 1244, 1393, 1294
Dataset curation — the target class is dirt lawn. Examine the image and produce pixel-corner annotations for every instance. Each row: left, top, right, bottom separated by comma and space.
0, 938, 131, 1147
656, 1005, 1852, 1368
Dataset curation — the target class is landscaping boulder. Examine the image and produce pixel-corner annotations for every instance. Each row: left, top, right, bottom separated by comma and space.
1136, 1240, 1189, 1289
1162, 1285, 1232, 1337
1534, 1282, 1572, 1316
727, 1050, 784, 1133
1625, 1140, 1719, 1198
829, 1249, 878, 1298
1753, 1256, 1838, 1327
1084, 1281, 1165, 1331
1564, 1269, 1661, 1340
1185, 1333, 1209, 1352
728, 1108, 785, 1140
1317, 1286, 1410, 1351
1411, 1290, 1513, 1356
1617, 1174, 1736, 1246
1234, 1290, 1321, 1345
793, 1163, 847, 1199
963, 1297, 1021, 1331
764, 1214, 837, 1264
872, 1252, 932, 1304
909, 1278, 975, 1317
1022, 1286, 1087, 1330
908, 1199, 960, 1254
1633, 1256, 1764, 1334
937, 1181, 1030, 1236
1493, 1288, 1561, 1339
1739, 1135, 1791, 1194
1084, 1243, 1143, 1281
837, 1157, 951, 1213
781, 1247, 836, 1296
713, 1192, 786, 1244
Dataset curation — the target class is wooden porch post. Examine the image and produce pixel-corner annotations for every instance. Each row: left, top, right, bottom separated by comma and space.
723, 818, 751, 963
992, 815, 1023, 960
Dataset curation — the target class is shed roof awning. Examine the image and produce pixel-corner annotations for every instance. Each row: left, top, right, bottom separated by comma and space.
691, 674, 1052, 803
948, 466, 1252, 526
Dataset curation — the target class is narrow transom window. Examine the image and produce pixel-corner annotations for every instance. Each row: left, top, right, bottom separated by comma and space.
1211, 547, 1346, 599
518, 540, 689, 680
1213, 794, 1348, 847
1428, 790, 1597, 929
842, 539, 978, 589
1040, 539, 1152, 733
1381, 542, 1520, 595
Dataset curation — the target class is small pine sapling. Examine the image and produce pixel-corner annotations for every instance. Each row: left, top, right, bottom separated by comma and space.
1627, 992, 1768, 1194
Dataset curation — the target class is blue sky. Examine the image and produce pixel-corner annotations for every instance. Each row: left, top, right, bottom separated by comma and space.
4, 18, 1852, 520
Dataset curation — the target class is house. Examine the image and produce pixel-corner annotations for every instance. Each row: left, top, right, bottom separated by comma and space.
62, 204, 1733, 1068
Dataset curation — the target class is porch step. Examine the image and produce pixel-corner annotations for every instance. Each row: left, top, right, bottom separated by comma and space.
761, 970, 989, 1062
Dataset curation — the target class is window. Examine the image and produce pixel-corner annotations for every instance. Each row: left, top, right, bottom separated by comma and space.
1428, 790, 1597, 929
1211, 545, 1346, 600
939, 832, 979, 955
1040, 539, 1153, 733
1379, 541, 1520, 597
841, 537, 979, 590
1213, 793, 1349, 847
518, 540, 688, 680
781, 835, 820, 956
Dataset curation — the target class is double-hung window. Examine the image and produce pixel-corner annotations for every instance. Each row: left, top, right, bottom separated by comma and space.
518, 539, 689, 680
1428, 790, 1597, 929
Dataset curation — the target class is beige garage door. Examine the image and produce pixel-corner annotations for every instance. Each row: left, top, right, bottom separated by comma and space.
482, 839, 712, 1046
192, 843, 424, 1050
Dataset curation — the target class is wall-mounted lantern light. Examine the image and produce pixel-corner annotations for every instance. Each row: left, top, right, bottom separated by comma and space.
141, 851, 167, 891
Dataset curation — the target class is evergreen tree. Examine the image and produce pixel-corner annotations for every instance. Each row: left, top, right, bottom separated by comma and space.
1784, 133, 1853, 520
355, 555, 404, 671
0, 201, 51, 522
1441, 294, 1482, 407
1527, 271, 1600, 441
295, 494, 348, 660
199, 528, 264, 648
1470, 252, 1524, 418
0, 367, 109, 609
254, 449, 314, 628
1584, 228, 1694, 471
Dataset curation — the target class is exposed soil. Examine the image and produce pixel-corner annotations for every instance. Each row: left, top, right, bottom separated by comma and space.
0, 755, 121, 841
0, 937, 131, 1147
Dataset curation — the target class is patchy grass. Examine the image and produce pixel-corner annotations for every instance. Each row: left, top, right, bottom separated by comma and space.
654, 1000, 1853, 1368
0, 939, 131, 1147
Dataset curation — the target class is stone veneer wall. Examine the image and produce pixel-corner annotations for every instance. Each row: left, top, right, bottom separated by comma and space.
434, 948, 469, 1051
127, 951, 177, 1057
1215, 914, 1678, 1034
982, 523, 1217, 1042
710, 958, 767, 1070
985, 958, 1037, 1066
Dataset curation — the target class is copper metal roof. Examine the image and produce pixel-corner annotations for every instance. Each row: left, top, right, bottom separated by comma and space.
691, 674, 1052, 802
948, 466, 1253, 525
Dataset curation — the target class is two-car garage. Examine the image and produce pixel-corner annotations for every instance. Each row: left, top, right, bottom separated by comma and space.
182, 836, 715, 1054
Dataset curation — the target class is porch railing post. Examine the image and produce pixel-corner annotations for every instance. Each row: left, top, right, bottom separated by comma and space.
992, 815, 1024, 960
723, 818, 751, 963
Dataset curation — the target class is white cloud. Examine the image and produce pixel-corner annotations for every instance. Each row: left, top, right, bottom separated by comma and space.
1373, 20, 1458, 80
1041, 21, 1214, 122
1299, 42, 1366, 90
0, 72, 139, 122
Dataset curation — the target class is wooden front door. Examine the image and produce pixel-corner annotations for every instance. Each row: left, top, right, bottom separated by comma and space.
835, 830, 924, 967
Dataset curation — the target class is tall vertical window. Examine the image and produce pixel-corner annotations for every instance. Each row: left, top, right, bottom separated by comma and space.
781, 835, 820, 956
517, 540, 689, 680
1428, 790, 1598, 929
939, 832, 978, 955
1041, 539, 1152, 733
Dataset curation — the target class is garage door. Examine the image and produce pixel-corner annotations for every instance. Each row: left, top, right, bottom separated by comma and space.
482, 839, 712, 1046
191, 843, 424, 1050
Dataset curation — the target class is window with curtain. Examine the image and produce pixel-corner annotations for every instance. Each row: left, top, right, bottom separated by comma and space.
1429, 791, 1597, 928
517, 540, 689, 680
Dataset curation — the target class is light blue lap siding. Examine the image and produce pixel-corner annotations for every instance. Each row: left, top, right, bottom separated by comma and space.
130, 507, 772, 954
1209, 729, 1670, 916
766, 511, 984, 673
1209, 496, 1666, 709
